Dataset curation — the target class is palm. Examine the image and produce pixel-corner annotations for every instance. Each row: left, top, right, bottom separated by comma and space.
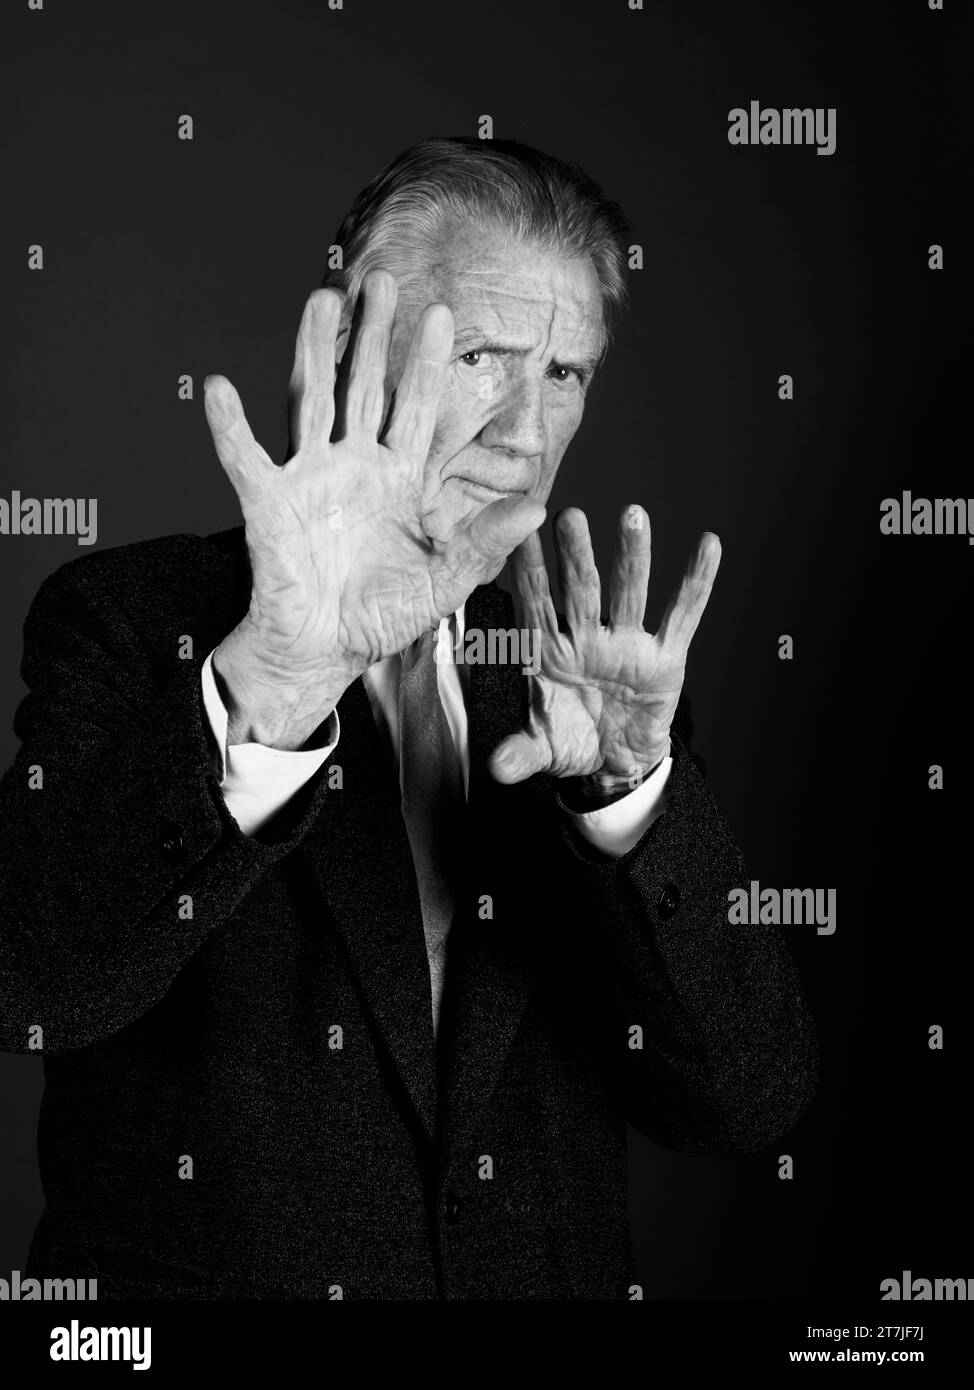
490, 506, 721, 785
240, 443, 429, 661
205, 272, 544, 681
528, 624, 686, 777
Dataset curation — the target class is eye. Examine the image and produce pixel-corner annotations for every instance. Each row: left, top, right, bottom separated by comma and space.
547, 363, 581, 385
459, 349, 486, 367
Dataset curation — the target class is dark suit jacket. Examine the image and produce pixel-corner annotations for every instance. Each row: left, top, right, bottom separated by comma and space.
0, 526, 816, 1299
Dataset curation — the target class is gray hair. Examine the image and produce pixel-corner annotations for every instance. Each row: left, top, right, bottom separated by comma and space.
321, 136, 631, 356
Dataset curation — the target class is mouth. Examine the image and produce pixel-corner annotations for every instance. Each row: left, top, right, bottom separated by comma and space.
455, 477, 531, 498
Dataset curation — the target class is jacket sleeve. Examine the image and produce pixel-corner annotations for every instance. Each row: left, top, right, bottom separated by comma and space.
554, 703, 818, 1155
0, 560, 335, 1055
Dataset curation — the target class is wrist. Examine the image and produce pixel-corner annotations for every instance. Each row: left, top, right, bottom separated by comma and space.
212, 627, 349, 750
572, 745, 671, 809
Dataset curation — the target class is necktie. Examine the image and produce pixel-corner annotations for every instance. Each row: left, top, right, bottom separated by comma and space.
398, 621, 465, 1037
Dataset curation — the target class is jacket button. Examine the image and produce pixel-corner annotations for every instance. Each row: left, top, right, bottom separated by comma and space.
444, 1192, 462, 1223
160, 821, 185, 860
657, 883, 680, 920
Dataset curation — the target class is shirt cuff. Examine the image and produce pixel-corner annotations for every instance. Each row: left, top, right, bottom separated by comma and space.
557, 757, 673, 859
201, 649, 340, 836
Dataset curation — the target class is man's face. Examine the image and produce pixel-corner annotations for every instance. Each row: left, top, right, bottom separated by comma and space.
385, 222, 606, 545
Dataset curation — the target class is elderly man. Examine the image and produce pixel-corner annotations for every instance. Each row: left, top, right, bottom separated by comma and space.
0, 136, 815, 1300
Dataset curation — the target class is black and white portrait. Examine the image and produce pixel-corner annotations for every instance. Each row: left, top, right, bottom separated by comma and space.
0, 0, 965, 1356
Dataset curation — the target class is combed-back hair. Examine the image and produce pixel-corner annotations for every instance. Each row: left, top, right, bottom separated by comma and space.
322, 136, 631, 353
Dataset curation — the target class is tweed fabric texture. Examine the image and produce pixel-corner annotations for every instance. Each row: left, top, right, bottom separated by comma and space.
0, 526, 817, 1299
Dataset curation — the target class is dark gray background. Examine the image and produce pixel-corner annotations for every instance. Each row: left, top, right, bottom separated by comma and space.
0, 0, 968, 1297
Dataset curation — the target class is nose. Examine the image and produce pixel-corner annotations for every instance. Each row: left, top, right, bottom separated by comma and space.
480, 374, 548, 458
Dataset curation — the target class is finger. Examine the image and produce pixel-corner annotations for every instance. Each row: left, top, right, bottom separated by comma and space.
656, 532, 722, 652
381, 303, 455, 470
608, 503, 652, 631
436, 496, 547, 593
488, 728, 551, 785
510, 529, 559, 637
338, 268, 397, 439
554, 508, 601, 632
204, 375, 275, 498
288, 288, 343, 454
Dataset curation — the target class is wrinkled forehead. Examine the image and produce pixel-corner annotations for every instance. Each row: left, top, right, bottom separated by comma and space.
425, 222, 605, 355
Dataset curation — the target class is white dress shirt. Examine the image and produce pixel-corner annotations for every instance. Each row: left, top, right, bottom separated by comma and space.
201, 604, 673, 859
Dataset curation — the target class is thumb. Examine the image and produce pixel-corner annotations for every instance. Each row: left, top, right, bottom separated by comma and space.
488, 729, 552, 785
445, 496, 547, 582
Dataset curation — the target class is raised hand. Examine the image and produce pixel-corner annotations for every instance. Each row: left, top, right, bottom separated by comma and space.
204, 270, 545, 748
489, 505, 721, 798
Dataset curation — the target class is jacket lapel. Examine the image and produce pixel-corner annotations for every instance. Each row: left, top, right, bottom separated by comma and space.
297, 672, 439, 1143
292, 576, 539, 1164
